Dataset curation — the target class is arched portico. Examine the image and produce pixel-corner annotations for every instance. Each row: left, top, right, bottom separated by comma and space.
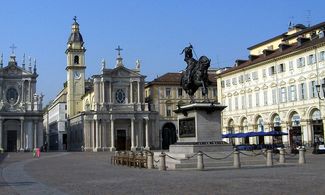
161, 122, 177, 150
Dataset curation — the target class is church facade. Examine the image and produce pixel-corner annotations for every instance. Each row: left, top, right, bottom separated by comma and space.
0, 53, 43, 152
44, 18, 159, 151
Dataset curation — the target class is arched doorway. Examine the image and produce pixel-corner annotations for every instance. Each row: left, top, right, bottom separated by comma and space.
227, 119, 235, 145
289, 112, 302, 149
272, 115, 283, 145
311, 109, 324, 145
256, 116, 264, 145
162, 123, 177, 149
240, 118, 249, 144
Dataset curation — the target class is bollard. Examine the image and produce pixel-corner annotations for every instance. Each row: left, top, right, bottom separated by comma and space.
299, 147, 306, 164
279, 148, 286, 164
147, 151, 154, 169
197, 151, 204, 170
233, 150, 241, 168
159, 152, 166, 171
266, 150, 273, 167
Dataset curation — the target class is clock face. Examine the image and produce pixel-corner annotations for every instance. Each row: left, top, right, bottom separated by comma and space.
115, 89, 126, 103
74, 71, 81, 79
6, 88, 19, 104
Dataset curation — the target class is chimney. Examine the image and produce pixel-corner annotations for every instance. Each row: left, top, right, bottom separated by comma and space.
278, 43, 291, 52
248, 55, 259, 61
297, 37, 310, 46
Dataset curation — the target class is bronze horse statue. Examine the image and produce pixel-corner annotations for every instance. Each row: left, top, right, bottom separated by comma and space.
180, 45, 211, 103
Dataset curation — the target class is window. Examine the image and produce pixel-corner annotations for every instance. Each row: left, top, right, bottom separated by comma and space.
310, 81, 317, 98
252, 72, 258, 80
278, 63, 285, 73
232, 77, 237, 85
248, 94, 252, 108
226, 79, 231, 87
241, 95, 246, 109
221, 81, 225, 88
319, 51, 325, 62
262, 69, 267, 77
299, 83, 307, 100
297, 57, 305, 67
245, 74, 250, 82
307, 54, 316, 65
280, 87, 287, 103
165, 88, 171, 97
166, 105, 172, 117
74, 55, 79, 64
288, 85, 297, 101
255, 92, 259, 106
263, 90, 268, 105
235, 97, 238, 109
289, 61, 294, 70
177, 88, 183, 97
269, 66, 276, 75
239, 75, 244, 83
228, 98, 232, 111
272, 89, 277, 105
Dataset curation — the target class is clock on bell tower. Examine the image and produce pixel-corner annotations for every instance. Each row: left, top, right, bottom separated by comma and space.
66, 16, 86, 117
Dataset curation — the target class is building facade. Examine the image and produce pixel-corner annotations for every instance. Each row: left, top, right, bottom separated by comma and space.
0, 53, 43, 152
217, 22, 325, 148
145, 72, 218, 149
44, 18, 159, 151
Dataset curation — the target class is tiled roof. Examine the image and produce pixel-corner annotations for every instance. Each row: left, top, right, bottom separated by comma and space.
146, 72, 217, 86
220, 36, 325, 75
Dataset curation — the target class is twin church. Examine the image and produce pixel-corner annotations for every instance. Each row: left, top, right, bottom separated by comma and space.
43, 18, 160, 152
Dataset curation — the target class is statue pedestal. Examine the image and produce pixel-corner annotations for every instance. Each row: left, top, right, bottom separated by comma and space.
158, 103, 233, 169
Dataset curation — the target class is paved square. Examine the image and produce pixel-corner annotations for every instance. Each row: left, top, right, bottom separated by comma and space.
0, 151, 324, 195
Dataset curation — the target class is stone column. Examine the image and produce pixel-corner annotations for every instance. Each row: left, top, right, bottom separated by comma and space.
0, 119, 3, 149
110, 119, 116, 151
109, 82, 112, 103
34, 120, 38, 148
305, 120, 312, 147
131, 118, 135, 151
28, 80, 31, 102
137, 81, 140, 104
145, 118, 150, 150
95, 120, 99, 151
130, 81, 133, 103
101, 81, 105, 104
20, 119, 24, 151
21, 80, 24, 102
92, 120, 95, 149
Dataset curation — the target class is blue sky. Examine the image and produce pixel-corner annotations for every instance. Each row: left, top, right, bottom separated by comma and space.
1, 0, 325, 104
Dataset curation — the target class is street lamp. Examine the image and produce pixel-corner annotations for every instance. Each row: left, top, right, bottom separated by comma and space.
315, 79, 325, 100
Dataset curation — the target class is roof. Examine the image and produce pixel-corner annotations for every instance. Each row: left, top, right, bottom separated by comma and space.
219, 36, 325, 76
146, 72, 217, 87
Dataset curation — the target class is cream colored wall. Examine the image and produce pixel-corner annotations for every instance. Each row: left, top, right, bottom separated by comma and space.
219, 43, 325, 146
250, 39, 283, 55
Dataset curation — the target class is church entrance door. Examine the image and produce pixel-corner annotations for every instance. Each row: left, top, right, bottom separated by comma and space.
116, 129, 126, 151
7, 130, 17, 152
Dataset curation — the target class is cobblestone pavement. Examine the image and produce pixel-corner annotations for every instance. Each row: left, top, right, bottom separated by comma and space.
0, 151, 324, 195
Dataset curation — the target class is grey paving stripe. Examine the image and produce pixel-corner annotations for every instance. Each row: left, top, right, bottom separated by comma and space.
2, 153, 69, 195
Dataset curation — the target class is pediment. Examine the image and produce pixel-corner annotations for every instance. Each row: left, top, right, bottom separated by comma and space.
270, 82, 277, 87
1, 64, 33, 77
254, 87, 260, 91
288, 78, 296, 84
308, 73, 317, 79
298, 76, 306, 82
107, 66, 143, 78
320, 71, 325, 78
279, 80, 286, 86
262, 84, 268, 89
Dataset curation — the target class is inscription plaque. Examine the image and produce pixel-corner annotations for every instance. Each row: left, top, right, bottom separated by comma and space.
179, 117, 196, 138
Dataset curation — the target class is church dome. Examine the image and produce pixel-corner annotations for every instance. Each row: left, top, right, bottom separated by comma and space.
67, 17, 84, 44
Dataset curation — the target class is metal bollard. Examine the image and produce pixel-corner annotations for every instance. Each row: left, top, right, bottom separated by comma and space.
159, 152, 166, 171
299, 147, 306, 164
233, 150, 241, 168
266, 150, 273, 167
147, 151, 154, 169
197, 151, 204, 170
279, 148, 286, 164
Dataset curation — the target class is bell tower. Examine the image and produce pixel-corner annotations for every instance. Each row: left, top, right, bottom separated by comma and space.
66, 16, 86, 117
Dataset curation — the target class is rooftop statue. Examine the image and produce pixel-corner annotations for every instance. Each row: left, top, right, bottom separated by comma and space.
180, 44, 211, 103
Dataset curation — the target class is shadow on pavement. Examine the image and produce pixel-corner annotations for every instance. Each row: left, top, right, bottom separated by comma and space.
0, 181, 36, 187
0, 153, 8, 164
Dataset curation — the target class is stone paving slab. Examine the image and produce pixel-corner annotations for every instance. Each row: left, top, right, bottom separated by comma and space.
0, 151, 324, 195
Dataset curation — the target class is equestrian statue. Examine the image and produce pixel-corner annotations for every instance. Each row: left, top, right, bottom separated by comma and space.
180, 44, 211, 103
